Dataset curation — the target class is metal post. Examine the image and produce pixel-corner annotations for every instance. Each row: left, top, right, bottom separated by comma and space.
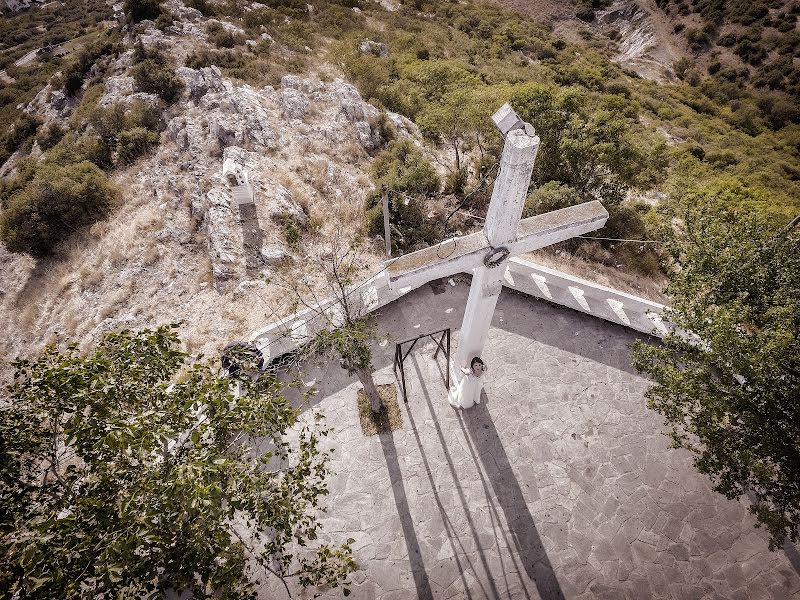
382, 185, 391, 258
399, 347, 408, 403
446, 328, 450, 389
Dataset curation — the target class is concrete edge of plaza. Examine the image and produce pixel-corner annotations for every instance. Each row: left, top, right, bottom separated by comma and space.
248, 258, 669, 363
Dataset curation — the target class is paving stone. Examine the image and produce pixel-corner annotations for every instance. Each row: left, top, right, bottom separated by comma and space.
257, 282, 800, 599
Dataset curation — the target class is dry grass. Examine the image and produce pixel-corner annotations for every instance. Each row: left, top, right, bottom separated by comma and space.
142, 244, 160, 266
18, 303, 39, 330
96, 284, 132, 322
525, 247, 668, 303
357, 384, 402, 436
62, 310, 82, 336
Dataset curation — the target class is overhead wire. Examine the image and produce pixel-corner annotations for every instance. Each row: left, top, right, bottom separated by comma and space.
577, 235, 664, 244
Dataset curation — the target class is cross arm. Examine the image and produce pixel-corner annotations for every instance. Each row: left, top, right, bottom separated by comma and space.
384, 200, 608, 291
508, 200, 608, 255
384, 229, 487, 291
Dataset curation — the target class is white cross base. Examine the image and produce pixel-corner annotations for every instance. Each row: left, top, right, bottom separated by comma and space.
384, 104, 609, 409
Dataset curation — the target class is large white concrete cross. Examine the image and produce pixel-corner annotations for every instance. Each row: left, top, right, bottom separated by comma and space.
385, 104, 609, 408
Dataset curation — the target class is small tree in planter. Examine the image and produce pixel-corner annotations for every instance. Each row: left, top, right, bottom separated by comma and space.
270, 234, 384, 414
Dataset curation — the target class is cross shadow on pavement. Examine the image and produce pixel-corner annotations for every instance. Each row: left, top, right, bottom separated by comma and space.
461, 394, 565, 600
378, 429, 433, 600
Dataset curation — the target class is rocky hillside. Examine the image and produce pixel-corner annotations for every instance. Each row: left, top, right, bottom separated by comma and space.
493, 0, 800, 95
0, 2, 419, 371
1, 0, 799, 372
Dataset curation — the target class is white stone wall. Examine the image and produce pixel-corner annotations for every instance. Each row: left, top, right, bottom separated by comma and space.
249, 258, 668, 361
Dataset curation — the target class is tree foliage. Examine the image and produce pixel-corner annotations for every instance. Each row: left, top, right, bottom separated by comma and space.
270, 235, 385, 413
0, 160, 118, 257
0, 325, 356, 598
511, 84, 666, 204
631, 202, 800, 549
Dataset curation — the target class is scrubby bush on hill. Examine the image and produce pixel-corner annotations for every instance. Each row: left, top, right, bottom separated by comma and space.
131, 59, 184, 103
0, 161, 118, 257
60, 35, 122, 97
364, 140, 441, 253
0, 114, 41, 166
130, 43, 184, 103
523, 182, 582, 218
34, 123, 65, 151
116, 127, 160, 164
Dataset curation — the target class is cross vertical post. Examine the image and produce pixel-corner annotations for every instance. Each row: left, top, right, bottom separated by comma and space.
448, 124, 539, 408
383, 103, 609, 410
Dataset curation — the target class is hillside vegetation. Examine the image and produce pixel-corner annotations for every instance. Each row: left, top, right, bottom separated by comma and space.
0, 0, 798, 348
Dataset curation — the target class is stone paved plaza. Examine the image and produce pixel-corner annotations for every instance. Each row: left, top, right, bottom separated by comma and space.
264, 278, 800, 599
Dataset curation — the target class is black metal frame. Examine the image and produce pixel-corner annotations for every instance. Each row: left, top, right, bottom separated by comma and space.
393, 328, 450, 403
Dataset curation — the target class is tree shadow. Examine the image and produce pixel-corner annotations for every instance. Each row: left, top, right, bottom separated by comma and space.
461, 392, 565, 600
784, 539, 800, 576
377, 429, 433, 600
238, 203, 265, 277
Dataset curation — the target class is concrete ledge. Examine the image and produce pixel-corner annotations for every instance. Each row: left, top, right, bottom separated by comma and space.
249, 258, 668, 362
505, 257, 667, 337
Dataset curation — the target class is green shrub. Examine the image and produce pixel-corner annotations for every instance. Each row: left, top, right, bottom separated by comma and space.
61, 36, 121, 96
445, 168, 468, 195
3, 114, 41, 157
706, 149, 739, 168
208, 27, 245, 49
365, 193, 439, 253
368, 139, 439, 201
673, 57, 694, 80
35, 122, 65, 150
155, 11, 175, 30
523, 182, 581, 217
185, 49, 248, 70
131, 59, 184, 103
0, 161, 118, 256
116, 127, 159, 164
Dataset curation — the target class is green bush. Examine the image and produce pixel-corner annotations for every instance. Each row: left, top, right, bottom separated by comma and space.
368, 139, 439, 202
365, 140, 441, 252
155, 11, 175, 30
207, 23, 245, 49
185, 49, 248, 70
61, 36, 121, 96
706, 149, 739, 168
0, 161, 118, 256
365, 193, 439, 253
2, 114, 41, 158
444, 167, 468, 195
522, 181, 581, 217
116, 127, 159, 164
34, 122, 65, 150
131, 59, 184, 103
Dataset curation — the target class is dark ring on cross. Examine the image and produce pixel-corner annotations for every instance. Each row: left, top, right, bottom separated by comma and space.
484, 246, 510, 268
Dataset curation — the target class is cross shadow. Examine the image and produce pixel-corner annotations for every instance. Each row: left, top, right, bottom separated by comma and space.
238, 203, 265, 277
410, 350, 539, 599
409, 355, 503, 598
461, 393, 565, 600
377, 430, 433, 600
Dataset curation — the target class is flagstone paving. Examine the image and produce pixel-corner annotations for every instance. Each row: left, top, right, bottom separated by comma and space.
261, 278, 800, 599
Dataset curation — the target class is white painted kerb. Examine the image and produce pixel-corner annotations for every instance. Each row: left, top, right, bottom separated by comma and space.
248, 259, 668, 362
